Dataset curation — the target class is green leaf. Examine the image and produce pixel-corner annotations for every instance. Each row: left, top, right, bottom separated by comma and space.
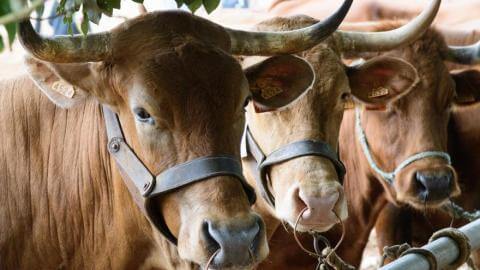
0, 0, 15, 50
0, 34, 4, 51
35, 2, 44, 17
186, 0, 202, 13
203, 0, 219, 14
84, 0, 102, 24
175, 0, 184, 8
5, 22, 15, 45
0, 0, 11, 16
81, 11, 89, 35
131, 0, 144, 3
111, 0, 121, 9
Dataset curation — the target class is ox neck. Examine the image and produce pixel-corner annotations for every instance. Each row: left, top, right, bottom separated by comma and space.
354, 106, 451, 185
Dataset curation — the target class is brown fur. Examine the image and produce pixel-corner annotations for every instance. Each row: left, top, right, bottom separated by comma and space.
254, 24, 478, 269
375, 103, 480, 266
268, 0, 480, 27
244, 16, 350, 241
0, 11, 270, 269
243, 17, 425, 269
325, 25, 466, 267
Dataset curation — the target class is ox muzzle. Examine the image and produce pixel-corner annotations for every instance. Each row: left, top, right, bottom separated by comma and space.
241, 127, 346, 208
103, 106, 256, 245
354, 106, 454, 203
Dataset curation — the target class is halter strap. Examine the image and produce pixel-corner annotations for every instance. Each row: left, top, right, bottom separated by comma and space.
103, 106, 256, 245
354, 107, 451, 185
241, 127, 346, 207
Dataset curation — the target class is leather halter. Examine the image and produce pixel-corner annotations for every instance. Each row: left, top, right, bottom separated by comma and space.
241, 127, 346, 207
102, 106, 256, 245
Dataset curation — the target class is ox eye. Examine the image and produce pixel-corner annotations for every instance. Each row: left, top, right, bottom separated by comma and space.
340, 92, 350, 101
133, 107, 154, 125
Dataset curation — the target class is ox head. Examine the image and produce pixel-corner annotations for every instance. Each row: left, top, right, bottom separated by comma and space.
242, 0, 441, 232
348, 25, 480, 209
18, 10, 351, 269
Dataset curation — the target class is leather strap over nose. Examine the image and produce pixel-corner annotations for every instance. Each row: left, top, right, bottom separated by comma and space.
103, 106, 256, 245
241, 127, 346, 207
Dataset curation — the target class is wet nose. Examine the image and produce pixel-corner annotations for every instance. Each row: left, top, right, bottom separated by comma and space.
415, 169, 453, 201
202, 215, 264, 268
296, 186, 346, 226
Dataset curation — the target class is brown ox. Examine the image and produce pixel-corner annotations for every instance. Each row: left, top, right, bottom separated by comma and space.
268, 0, 480, 27
237, 0, 441, 268
263, 23, 480, 268
375, 102, 480, 267
358, 0, 480, 27
268, 0, 379, 22
0, 9, 353, 269
373, 40, 480, 266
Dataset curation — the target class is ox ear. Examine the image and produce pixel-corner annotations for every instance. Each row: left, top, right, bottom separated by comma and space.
244, 55, 314, 113
452, 69, 480, 104
24, 56, 104, 108
347, 56, 419, 108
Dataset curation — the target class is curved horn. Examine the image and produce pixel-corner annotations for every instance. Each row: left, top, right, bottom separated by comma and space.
18, 20, 111, 63
225, 0, 352, 55
446, 41, 480, 65
337, 0, 440, 53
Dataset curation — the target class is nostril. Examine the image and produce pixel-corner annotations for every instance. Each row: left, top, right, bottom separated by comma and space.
415, 172, 428, 194
202, 217, 265, 268
295, 187, 308, 210
202, 221, 220, 253
249, 216, 263, 256
444, 170, 453, 186
298, 188, 339, 211
414, 170, 454, 201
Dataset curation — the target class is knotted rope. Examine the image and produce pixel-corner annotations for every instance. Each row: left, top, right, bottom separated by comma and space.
379, 243, 412, 267
443, 201, 480, 223
431, 228, 473, 269
293, 208, 356, 270
380, 227, 476, 270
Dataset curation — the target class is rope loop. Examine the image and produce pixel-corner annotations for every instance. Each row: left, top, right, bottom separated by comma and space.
379, 243, 412, 267
380, 244, 438, 269
381, 227, 476, 270
401, 247, 438, 270
429, 228, 471, 269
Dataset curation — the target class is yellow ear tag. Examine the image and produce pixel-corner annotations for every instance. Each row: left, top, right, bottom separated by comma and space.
52, 81, 75, 98
256, 78, 284, 100
368, 87, 390, 99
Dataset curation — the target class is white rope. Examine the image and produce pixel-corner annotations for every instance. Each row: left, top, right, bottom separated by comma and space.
355, 107, 451, 185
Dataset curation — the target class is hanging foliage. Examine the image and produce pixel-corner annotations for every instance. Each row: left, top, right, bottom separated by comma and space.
0, 0, 222, 51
